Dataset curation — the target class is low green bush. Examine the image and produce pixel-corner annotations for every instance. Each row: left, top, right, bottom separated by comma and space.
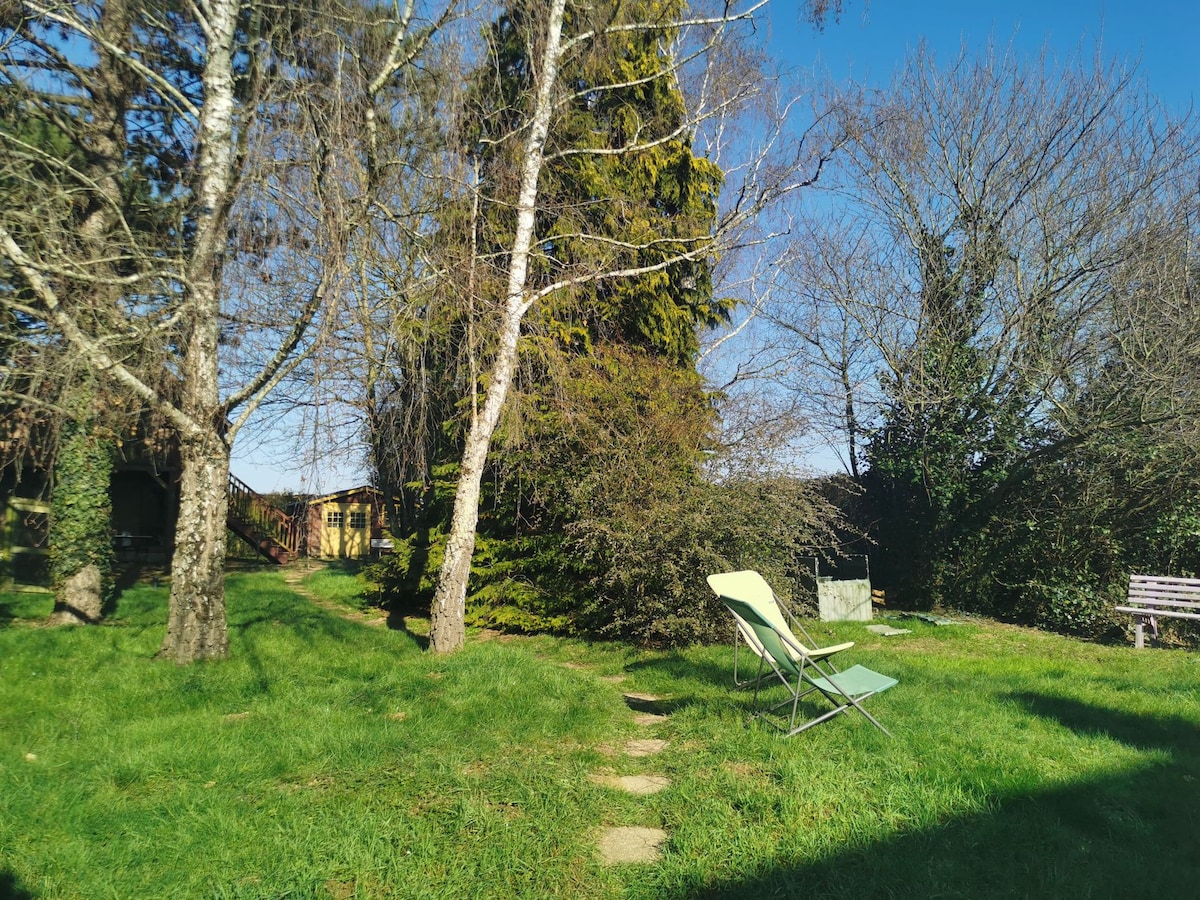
1013, 578, 1122, 638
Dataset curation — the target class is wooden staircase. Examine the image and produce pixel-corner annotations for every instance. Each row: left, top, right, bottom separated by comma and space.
227, 473, 300, 564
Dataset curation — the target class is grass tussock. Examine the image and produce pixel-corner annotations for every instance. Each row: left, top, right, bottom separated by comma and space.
3, 575, 1200, 898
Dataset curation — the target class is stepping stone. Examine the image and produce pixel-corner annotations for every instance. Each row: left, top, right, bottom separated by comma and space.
632, 713, 667, 726
624, 738, 667, 757
919, 614, 957, 626
588, 773, 671, 795
596, 826, 667, 865
866, 624, 911, 637
601, 675, 627, 684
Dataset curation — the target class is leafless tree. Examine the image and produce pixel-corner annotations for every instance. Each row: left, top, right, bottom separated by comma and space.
0, 0, 251, 659
764, 41, 1200, 481
0, 0, 451, 662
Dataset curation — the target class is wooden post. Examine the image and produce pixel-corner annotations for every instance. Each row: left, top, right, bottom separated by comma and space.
1134, 618, 1144, 649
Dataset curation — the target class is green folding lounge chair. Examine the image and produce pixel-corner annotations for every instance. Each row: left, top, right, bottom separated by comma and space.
709, 570, 854, 689
707, 570, 897, 737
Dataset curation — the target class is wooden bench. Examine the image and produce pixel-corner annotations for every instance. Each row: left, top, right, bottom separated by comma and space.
1115, 574, 1200, 648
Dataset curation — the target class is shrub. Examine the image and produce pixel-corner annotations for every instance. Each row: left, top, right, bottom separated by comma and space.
1013, 578, 1121, 639
367, 346, 844, 645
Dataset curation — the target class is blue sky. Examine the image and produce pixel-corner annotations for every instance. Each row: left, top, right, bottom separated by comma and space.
765, 0, 1196, 114
231, 0, 1196, 493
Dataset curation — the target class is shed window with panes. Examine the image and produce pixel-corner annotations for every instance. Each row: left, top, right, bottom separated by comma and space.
349, 511, 368, 529
326, 511, 344, 527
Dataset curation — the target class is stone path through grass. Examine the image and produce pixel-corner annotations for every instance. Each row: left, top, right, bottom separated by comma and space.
592, 690, 673, 865
284, 581, 679, 869
595, 826, 669, 865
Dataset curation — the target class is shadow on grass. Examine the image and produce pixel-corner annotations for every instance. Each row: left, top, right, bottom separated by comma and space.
221, 578, 426, 704
625, 649, 878, 722
224, 574, 423, 656
623, 692, 692, 716
112, 563, 168, 593
386, 609, 430, 649
109, 564, 171, 618
314, 558, 367, 576
0, 592, 52, 627
672, 694, 1200, 899
0, 598, 21, 627
300, 557, 432, 641
378, 582, 432, 641
230, 600, 387, 647
625, 651, 740, 693
0, 871, 34, 899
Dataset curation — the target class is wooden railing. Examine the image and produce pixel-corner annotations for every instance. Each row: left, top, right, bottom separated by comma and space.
227, 473, 300, 558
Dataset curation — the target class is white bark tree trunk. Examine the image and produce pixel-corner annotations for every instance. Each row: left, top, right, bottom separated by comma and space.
428, 0, 569, 653
2, 0, 376, 662
157, 0, 241, 662
158, 432, 231, 661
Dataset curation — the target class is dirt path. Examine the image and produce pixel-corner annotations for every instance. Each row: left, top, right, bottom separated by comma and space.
279, 566, 389, 628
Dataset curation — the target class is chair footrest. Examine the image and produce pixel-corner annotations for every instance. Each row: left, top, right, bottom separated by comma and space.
810, 664, 898, 697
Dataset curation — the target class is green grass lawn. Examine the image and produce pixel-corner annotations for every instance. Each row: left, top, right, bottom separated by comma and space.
3, 568, 1200, 898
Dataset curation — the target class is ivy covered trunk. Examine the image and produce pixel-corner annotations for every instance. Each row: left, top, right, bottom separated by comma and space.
158, 432, 230, 662
48, 415, 113, 625
45, 1, 127, 626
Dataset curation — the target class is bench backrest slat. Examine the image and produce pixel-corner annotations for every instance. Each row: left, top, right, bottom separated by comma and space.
1128, 588, 1200, 603
1130, 574, 1200, 589
1128, 575, 1200, 606
1122, 596, 1200, 610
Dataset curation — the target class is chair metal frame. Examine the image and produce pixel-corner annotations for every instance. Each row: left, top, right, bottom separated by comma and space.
709, 571, 896, 737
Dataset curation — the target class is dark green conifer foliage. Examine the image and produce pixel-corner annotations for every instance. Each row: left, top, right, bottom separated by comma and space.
471, 0, 728, 364
372, 0, 753, 642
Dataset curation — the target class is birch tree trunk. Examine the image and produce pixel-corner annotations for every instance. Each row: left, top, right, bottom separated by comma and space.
428, 0, 568, 653
2, 1, 397, 662
157, 0, 241, 662
158, 432, 230, 661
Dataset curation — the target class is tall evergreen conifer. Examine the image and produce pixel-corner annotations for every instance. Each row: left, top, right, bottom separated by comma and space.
374, 0, 733, 640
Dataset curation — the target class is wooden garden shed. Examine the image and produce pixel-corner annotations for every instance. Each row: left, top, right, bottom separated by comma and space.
303, 486, 390, 559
